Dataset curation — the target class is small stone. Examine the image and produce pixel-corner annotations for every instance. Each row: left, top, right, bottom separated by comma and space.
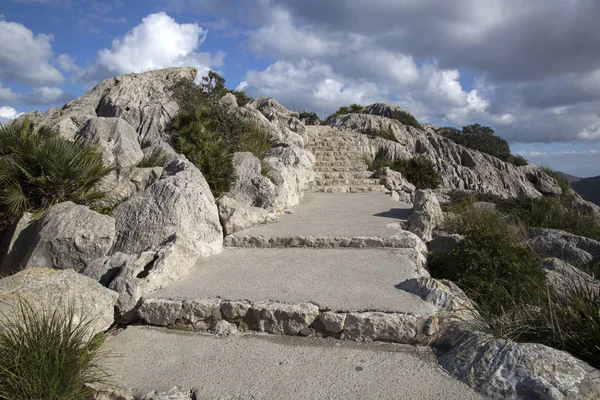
137, 298, 183, 326
319, 311, 346, 333
212, 320, 238, 338
179, 298, 222, 323
221, 301, 251, 320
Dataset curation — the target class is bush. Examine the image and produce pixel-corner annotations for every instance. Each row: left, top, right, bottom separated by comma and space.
170, 76, 274, 197
363, 127, 397, 142
364, 149, 441, 189
0, 121, 114, 229
508, 154, 529, 166
326, 106, 352, 120
0, 301, 109, 400
540, 165, 571, 197
430, 208, 546, 315
388, 109, 421, 130
298, 111, 321, 125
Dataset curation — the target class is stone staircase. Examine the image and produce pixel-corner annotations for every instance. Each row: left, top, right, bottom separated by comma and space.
305, 126, 387, 193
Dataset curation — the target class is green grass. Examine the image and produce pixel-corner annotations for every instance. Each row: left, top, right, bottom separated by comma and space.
0, 301, 110, 400
0, 120, 114, 230
362, 127, 397, 142
240, 124, 275, 160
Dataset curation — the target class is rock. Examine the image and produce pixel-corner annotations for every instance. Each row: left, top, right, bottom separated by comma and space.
374, 167, 415, 203
528, 227, 600, 267
396, 277, 473, 315
427, 232, 464, 256
78, 117, 144, 190
0, 212, 38, 275
407, 190, 444, 242
25, 202, 116, 272
262, 146, 316, 212
218, 196, 278, 236
319, 311, 346, 333
106, 166, 164, 202
364, 103, 415, 120
541, 258, 599, 301
436, 328, 595, 399
251, 301, 320, 335
68, 67, 197, 146
250, 97, 306, 138
108, 235, 199, 322
326, 112, 562, 199
83, 252, 132, 286
112, 157, 222, 256
179, 298, 222, 323
221, 301, 251, 320
212, 320, 237, 337
228, 152, 279, 209
137, 298, 183, 326
0, 268, 117, 337
343, 312, 418, 343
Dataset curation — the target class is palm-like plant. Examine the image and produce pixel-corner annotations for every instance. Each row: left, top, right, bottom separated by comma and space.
0, 120, 114, 226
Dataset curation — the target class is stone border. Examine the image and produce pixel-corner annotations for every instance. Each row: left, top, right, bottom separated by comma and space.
137, 297, 440, 345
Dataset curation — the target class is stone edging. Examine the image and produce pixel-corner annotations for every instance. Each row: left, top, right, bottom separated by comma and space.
136, 297, 440, 345
223, 233, 424, 249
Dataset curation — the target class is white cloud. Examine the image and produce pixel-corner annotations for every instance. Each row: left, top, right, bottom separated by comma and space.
578, 122, 600, 140
0, 20, 64, 85
515, 149, 600, 177
516, 150, 600, 158
81, 12, 224, 82
0, 83, 21, 103
57, 54, 80, 73
0, 106, 24, 124
27, 86, 75, 105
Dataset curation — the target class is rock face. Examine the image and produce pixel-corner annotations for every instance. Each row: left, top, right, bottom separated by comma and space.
427, 232, 464, 256
326, 112, 562, 199
529, 227, 600, 267
541, 258, 599, 300
217, 196, 277, 236
112, 157, 222, 256
436, 329, 596, 399
25, 202, 116, 272
0, 268, 117, 337
374, 167, 415, 203
407, 190, 444, 242
0, 213, 38, 274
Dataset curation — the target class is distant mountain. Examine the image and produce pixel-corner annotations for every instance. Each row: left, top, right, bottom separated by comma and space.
555, 171, 581, 184
571, 175, 600, 206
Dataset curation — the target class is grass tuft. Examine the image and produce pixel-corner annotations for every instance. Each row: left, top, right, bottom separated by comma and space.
0, 301, 110, 400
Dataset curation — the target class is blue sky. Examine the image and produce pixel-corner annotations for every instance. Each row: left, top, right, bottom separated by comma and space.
1, 0, 599, 177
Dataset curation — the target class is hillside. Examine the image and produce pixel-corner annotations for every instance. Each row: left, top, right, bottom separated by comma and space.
572, 175, 600, 205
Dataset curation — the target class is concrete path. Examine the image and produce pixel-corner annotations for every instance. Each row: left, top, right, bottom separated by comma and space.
232, 192, 411, 238
148, 248, 433, 313
106, 326, 482, 400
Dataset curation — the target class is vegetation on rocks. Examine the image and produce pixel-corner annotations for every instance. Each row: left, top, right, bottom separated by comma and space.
170, 71, 273, 197
439, 124, 527, 166
298, 111, 321, 125
0, 120, 114, 231
365, 149, 441, 189
326, 103, 422, 130
0, 301, 109, 400
432, 196, 600, 368
136, 147, 169, 168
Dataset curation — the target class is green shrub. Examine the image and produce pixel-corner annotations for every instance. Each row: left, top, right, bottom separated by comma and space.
393, 156, 441, 189
137, 147, 169, 168
326, 106, 352, 120
540, 165, 572, 197
430, 208, 545, 315
298, 111, 321, 125
240, 125, 275, 160
0, 301, 109, 400
363, 127, 397, 142
0, 121, 114, 228
439, 124, 520, 163
232, 90, 251, 107
388, 109, 421, 130
349, 103, 364, 113
508, 154, 529, 166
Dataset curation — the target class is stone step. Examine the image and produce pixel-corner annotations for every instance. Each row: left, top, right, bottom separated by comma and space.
314, 155, 366, 162
313, 178, 382, 186
310, 150, 365, 157
315, 160, 368, 167
307, 145, 363, 151
104, 326, 482, 400
315, 165, 370, 172
309, 185, 388, 193
315, 171, 373, 179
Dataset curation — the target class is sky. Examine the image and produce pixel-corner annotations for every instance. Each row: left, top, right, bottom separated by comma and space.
1, 0, 599, 177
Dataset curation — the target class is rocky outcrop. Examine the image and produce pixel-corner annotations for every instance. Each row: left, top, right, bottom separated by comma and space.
0, 268, 117, 337
326, 112, 561, 199
78, 117, 144, 190
528, 227, 600, 267
112, 157, 222, 256
25, 202, 116, 272
373, 167, 415, 203
427, 232, 464, 256
541, 258, 599, 301
436, 328, 599, 399
0, 213, 38, 275
217, 196, 277, 236
407, 190, 444, 242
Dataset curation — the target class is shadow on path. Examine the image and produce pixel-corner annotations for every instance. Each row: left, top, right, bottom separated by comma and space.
373, 208, 411, 221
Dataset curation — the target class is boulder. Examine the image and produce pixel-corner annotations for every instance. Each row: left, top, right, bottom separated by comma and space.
374, 167, 415, 203
262, 146, 316, 212
25, 202, 116, 273
0, 268, 117, 337
436, 328, 597, 399
78, 117, 144, 190
541, 258, 599, 301
427, 232, 464, 256
228, 152, 278, 209
106, 166, 164, 202
250, 97, 306, 138
111, 157, 222, 256
528, 227, 600, 267
217, 196, 278, 236
0, 212, 38, 275
407, 190, 444, 242
107, 235, 199, 322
